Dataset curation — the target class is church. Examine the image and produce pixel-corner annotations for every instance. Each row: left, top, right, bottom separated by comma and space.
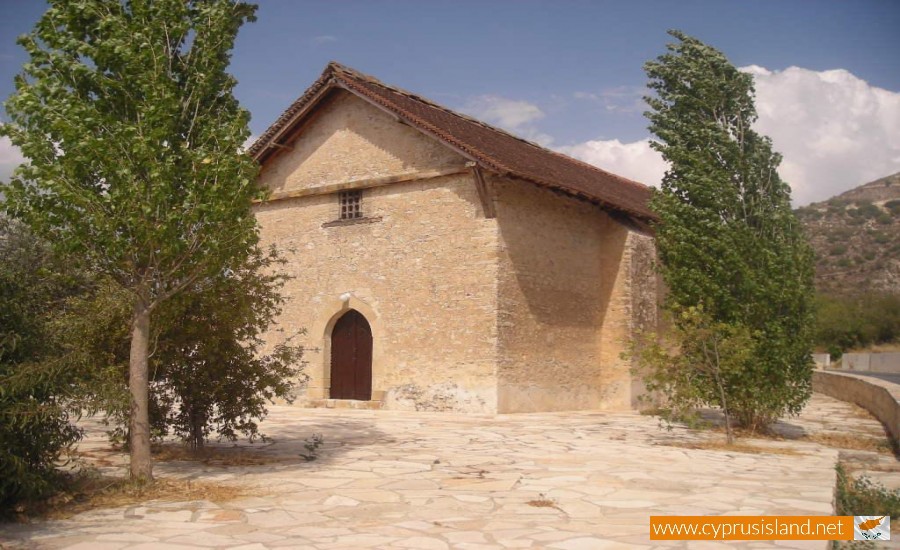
250, 62, 659, 413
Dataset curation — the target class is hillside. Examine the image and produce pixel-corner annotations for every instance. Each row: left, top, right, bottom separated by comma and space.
795, 172, 900, 294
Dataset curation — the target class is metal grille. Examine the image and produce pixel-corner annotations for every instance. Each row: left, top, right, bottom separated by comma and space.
339, 190, 362, 220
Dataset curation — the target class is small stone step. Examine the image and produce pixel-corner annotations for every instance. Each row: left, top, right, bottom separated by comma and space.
300, 398, 383, 410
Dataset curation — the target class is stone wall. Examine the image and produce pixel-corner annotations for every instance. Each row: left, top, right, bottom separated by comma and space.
813, 370, 900, 444
258, 90, 462, 195
252, 87, 658, 414
254, 92, 499, 412
493, 177, 655, 412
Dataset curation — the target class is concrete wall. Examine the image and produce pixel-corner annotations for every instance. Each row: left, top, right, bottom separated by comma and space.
813, 370, 900, 444
839, 352, 900, 374
254, 92, 499, 413
493, 177, 656, 412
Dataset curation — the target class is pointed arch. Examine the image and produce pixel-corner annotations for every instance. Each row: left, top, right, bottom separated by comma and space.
329, 309, 372, 400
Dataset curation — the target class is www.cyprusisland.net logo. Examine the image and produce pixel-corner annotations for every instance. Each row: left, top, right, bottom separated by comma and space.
854, 516, 890, 541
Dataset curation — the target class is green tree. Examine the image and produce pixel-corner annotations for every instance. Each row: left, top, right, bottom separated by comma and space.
0, 218, 84, 507
642, 31, 815, 430
814, 291, 900, 355
635, 306, 755, 444
149, 247, 306, 449
1, 0, 260, 480
52, 248, 305, 451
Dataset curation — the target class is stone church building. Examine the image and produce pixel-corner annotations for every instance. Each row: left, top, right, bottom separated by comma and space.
249, 62, 658, 414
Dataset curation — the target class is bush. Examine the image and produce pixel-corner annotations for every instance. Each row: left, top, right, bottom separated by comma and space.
852, 203, 880, 219
815, 292, 900, 352
884, 199, 900, 216
64, 247, 307, 450
0, 218, 86, 509
835, 464, 900, 518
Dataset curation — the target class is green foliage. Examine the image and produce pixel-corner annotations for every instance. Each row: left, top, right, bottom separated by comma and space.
794, 206, 823, 221
643, 31, 815, 430
1, 0, 261, 478
849, 203, 880, 219
0, 218, 85, 508
830, 228, 854, 240
814, 292, 900, 352
884, 199, 900, 216
54, 248, 306, 449
630, 306, 755, 440
2, 0, 262, 295
833, 465, 900, 549
149, 246, 306, 449
835, 464, 900, 519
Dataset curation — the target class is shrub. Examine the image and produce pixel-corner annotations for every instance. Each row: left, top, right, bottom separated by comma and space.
883, 199, 900, 215
0, 218, 86, 509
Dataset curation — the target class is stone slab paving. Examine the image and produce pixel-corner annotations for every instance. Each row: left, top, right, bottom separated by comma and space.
1, 394, 896, 549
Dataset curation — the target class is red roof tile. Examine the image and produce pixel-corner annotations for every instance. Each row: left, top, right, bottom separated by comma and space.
251, 62, 655, 221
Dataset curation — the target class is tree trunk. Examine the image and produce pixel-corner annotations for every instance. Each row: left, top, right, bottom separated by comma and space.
714, 373, 735, 445
129, 300, 153, 481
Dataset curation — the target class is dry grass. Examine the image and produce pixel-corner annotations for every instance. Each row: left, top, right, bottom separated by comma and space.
151, 443, 286, 466
664, 439, 802, 456
526, 493, 560, 510
14, 473, 253, 522
842, 402, 881, 420
804, 432, 893, 454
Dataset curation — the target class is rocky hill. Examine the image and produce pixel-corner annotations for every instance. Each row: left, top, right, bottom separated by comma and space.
795, 172, 900, 294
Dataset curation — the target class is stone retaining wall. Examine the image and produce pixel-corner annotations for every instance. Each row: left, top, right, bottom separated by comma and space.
812, 370, 900, 444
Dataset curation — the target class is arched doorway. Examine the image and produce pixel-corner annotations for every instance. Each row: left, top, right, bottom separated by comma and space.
330, 309, 372, 400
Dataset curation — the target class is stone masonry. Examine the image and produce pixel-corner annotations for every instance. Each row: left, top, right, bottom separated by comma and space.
253, 83, 657, 414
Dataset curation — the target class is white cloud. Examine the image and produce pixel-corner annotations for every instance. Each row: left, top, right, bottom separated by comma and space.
459, 95, 553, 145
742, 65, 900, 205
558, 138, 667, 188
0, 137, 24, 184
559, 67, 900, 204
242, 134, 258, 152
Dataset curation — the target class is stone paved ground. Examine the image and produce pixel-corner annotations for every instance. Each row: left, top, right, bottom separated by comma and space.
1, 394, 897, 550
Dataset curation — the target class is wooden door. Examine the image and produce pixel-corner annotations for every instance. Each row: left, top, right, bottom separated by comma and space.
330, 309, 372, 400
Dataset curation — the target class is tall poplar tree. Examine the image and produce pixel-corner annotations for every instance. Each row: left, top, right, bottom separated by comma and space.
1, 0, 260, 480
643, 31, 815, 430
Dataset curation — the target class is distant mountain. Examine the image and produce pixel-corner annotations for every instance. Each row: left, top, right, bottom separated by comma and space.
795, 172, 900, 294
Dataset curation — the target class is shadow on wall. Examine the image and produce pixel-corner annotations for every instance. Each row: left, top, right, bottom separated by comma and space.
495, 178, 628, 331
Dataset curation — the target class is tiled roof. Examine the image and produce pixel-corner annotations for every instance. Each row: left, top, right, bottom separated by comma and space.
250, 62, 655, 221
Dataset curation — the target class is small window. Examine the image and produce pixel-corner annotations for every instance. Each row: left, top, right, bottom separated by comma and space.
339, 190, 362, 220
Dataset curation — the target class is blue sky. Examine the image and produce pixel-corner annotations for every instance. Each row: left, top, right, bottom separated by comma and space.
2, 0, 899, 204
